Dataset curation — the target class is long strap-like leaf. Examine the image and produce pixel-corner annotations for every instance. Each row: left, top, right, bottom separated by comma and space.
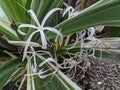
54, 0, 120, 36
0, 58, 21, 90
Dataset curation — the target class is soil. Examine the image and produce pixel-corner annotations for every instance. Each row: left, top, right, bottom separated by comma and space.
75, 58, 120, 90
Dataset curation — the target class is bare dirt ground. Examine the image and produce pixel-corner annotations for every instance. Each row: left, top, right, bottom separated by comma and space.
78, 58, 120, 90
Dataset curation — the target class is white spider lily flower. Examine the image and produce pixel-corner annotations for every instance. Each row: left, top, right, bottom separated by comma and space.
18, 8, 63, 61
84, 27, 103, 49
62, 3, 79, 18
18, 8, 62, 48
86, 27, 96, 41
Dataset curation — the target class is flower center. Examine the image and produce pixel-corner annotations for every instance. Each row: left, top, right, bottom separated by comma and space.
39, 26, 43, 31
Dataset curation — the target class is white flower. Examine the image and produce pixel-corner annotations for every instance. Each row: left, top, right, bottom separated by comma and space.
18, 8, 63, 61
87, 27, 96, 41
62, 3, 79, 18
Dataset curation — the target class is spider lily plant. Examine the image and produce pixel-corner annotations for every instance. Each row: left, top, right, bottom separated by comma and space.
0, 0, 120, 90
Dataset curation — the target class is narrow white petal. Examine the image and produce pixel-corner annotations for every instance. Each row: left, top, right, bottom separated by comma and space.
36, 50, 52, 57
18, 75, 26, 90
38, 69, 50, 75
43, 27, 62, 39
62, 6, 74, 17
38, 75, 48, 79
22, 30, 40, 61
27, 9, 41, 28
40, 31, 47, 49
30, 46, 37, 72
70, 11, 79, 17
64, 3, 69, 8
71, 7, 75, 14
41, 8, 62, 27
36, 55, 47, 61
18, 28, 26, 35
18, 24, 38, 35
39, 71, 56, 79
38, 69, 51, 79
88, 27, 95, 35
39, 58, 55, 67
38, 68, 57, 79
43, 27, 63, 45
19, 24, 39, 29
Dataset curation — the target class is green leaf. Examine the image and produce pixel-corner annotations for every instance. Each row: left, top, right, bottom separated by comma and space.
95, 50, 120, 62
0, 36, 18, 51
25, 0, 32, 10
55, 0, 120, 36
0, 0, 30, 40
0, 8, 20, 40
34, 71, 81, 90
92, 37, 120, 61
0, 58, 21, 90
32, 56, 68, 90
34, 75, 69, 90
0, 49, 9, 57
36, 0, 62, 21
108, 27, 120, 37
0, 50, 11, 65
0, 0, 28, 23
0, 22, 20, 40
57, 70, 82, 90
